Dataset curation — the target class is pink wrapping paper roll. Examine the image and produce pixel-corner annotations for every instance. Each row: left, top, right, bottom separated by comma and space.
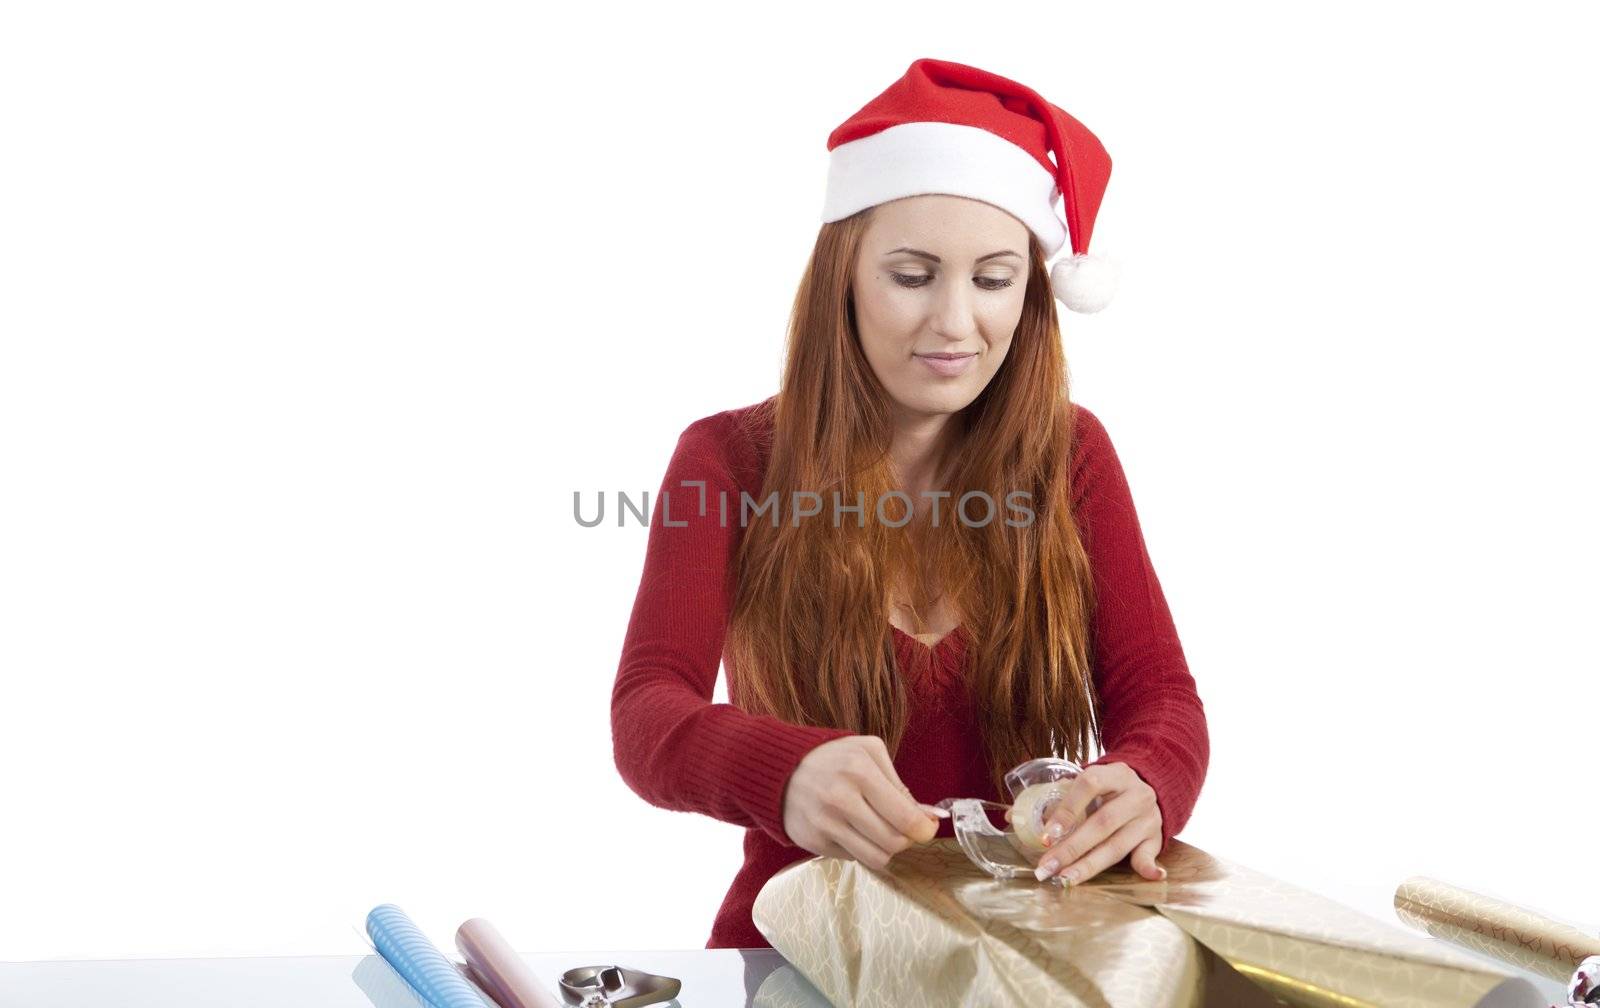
454, 918, 563, 1008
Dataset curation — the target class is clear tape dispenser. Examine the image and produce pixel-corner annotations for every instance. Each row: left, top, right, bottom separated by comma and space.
934, 756, 1104, 885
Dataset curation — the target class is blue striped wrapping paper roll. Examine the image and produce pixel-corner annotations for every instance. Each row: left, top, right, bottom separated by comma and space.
366, 903, 491, 1008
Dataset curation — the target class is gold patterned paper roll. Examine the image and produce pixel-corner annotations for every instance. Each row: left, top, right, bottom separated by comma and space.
1394, 876, 1600, 984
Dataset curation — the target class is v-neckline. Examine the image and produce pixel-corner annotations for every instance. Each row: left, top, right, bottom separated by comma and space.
889, 622, 966, 653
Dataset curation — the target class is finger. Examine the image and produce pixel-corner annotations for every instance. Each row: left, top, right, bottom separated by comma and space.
1039, 765, 1121, 847
1034, 788, 1142, 880
814, 837, 852, 861
861, 736, 924, 809
1055, 817, 1149, 885
1128, 834, 1167, 881
857, 739, 939, 842
864, 764, 934, 844
842, 789, 918, 856
828, 815, 893, 871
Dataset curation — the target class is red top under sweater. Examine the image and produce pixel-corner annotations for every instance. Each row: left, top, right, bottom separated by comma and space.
610, 397, 1209, 949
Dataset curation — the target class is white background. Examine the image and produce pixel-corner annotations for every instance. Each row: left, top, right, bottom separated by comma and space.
2, 0, 1595, 963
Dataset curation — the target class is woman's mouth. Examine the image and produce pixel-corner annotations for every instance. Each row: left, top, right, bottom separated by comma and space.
915, 351, 978, 377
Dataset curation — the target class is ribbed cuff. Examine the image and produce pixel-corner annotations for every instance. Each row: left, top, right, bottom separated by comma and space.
688, 706, 857, 848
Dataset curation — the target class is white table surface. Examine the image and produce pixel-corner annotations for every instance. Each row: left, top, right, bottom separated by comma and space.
0, 942, 1574, 1006
0, 948, 833, 1007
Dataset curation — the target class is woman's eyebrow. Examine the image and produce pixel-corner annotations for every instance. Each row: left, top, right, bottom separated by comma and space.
884, 247, 1023, 264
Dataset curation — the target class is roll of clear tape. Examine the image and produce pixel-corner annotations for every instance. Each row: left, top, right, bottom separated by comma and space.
1005, 782, 1104, 859
1008, 781, 1068, 856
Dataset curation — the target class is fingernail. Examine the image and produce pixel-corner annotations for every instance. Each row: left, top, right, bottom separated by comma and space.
920, 803, 950, 819
1063, 868, 1081, 884
1034, 858, 1059, 881
1043, 821, 1064, 844
1157, 866, 1168, 880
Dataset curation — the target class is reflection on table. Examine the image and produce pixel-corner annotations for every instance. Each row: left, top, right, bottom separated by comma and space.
0, 948, 833, 1008
0, 940, 1571, 1006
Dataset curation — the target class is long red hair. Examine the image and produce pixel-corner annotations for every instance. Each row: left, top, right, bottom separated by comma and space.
723, 206, 1100, 798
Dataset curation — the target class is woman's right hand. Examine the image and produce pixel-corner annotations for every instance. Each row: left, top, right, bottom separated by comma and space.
781, 735, 942, 869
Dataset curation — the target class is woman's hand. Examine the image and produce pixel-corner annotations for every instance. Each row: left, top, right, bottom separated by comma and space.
781, 735, 943, 869
1025, 762, 1167, 884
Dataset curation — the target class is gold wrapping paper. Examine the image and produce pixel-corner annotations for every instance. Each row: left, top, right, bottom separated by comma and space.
752, 838, 1545, 1008
1394, 876, 1600, 985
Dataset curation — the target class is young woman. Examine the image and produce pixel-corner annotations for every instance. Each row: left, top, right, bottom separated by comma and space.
611, 58, 1209, 951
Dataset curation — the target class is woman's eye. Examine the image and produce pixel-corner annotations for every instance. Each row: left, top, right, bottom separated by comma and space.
891, 272, 1016, 290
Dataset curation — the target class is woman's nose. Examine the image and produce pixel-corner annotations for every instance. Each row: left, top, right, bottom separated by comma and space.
930, 278, 979, 340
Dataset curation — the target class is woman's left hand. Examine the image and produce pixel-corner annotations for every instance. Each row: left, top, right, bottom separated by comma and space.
1026, 762, 1167, 884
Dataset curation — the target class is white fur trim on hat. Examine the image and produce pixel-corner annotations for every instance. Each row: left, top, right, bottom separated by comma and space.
821, 121, 1068, 256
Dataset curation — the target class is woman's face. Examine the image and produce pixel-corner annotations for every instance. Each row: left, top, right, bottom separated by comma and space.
851, 194, 1031, 421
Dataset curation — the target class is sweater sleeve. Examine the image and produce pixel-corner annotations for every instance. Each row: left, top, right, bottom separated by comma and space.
1071, 404, 1211, 858
610, 412, 857, 848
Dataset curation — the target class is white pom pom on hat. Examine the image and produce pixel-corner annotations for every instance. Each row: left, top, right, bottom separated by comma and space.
821, 57, 1119, 315
1050, 252, 1120, 314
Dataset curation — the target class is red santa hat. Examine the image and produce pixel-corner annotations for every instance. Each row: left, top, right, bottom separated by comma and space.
821, 57, 1118, 314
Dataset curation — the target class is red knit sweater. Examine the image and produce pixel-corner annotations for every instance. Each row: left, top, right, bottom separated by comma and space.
610, 397, 1209, 950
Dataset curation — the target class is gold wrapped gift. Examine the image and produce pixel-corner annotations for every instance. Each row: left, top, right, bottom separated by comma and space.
752, 838, 1545, 1008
